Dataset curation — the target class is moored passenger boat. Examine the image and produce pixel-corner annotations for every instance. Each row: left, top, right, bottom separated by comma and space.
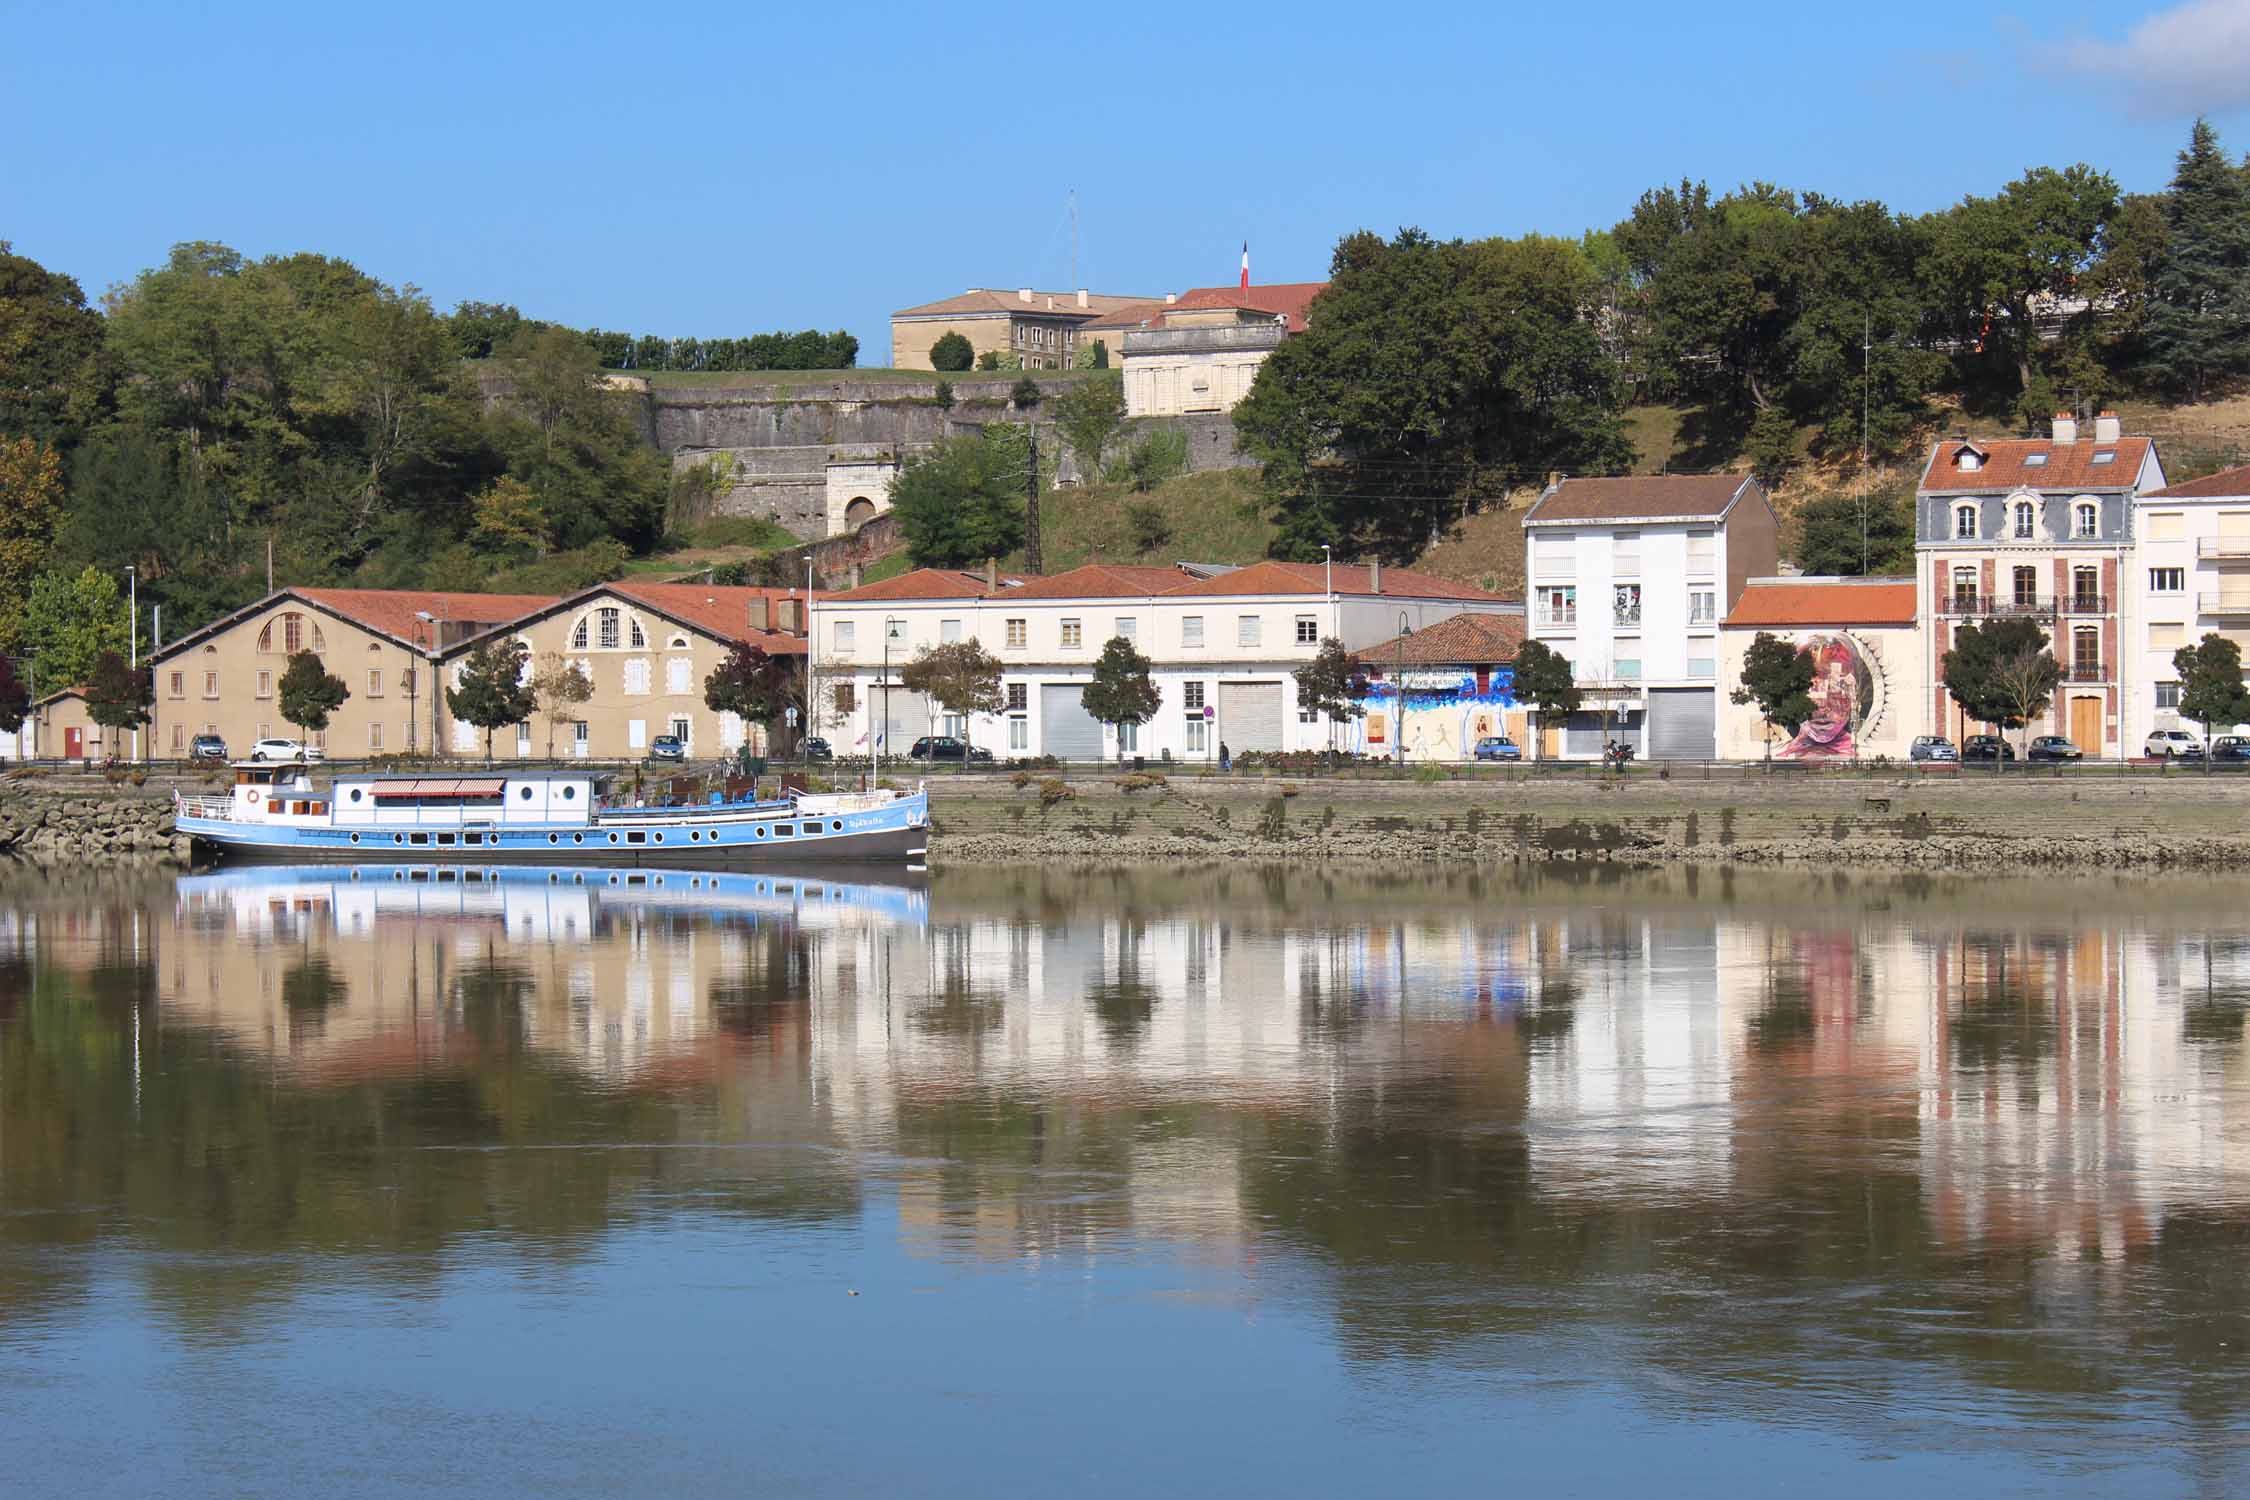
175, 763, 927, 865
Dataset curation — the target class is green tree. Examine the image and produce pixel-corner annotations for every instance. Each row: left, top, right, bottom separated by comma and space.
1051, 371, 1126, 476
929, 332, 974, 372
0, 436, 66, 650
1010, 376, 1042, 411
2173, 633, 2250, 758
1730, 632, 1817, 758
1107, 426, 1189, 492
0, 654, 28, 735
1080, 635, 1160, 765
1235, 228, 1633, 562
1941, 618, 2060, 765
469, 475, 548, 554
1745, 405, 1798, 487
703, 643, 796, 748
898, 640, 1004, 722
0, 241, 111, 447
933, 380, 955, 415
887, 434, 1025, 568
277, 650, 350, 742
84, 650, 152, 751
1510, 638, 1579, 761
1291, 637, 1368, 756
2145, 119, 2250, 402
20, 566, 127, 688
446, 637, 536, 762
1789, 484, 1916, 575
1125, 501, 1173, 555
529, 651, 593, 758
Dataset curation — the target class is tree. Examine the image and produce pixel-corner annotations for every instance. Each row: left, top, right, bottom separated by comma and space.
1941, 618, 2059, 765
1107, 426, 1188, 492
2145, 119, 2250, 402
1510, 639, 1579, 761
1010, 376, 1042, 411
1789, 484, 1917, 576
446, 637, 536, 761
1051, 371, 1126, 476
887, 434, 1025, 567
0, 436, 66, 650
1126, 501, 1173, 555
530, 651, 593, 758
703, 643, 795, 752
2173, 633, 2250, 759
1292, 638, 1368, 756
897, 640, 1005, 736
0, 654, 27, 735
929, 332, 974, 372
1745, 405, 1797, 487
1730, 632, 1817, 758
277, 651, 350, 742
0, 241, 111, 447
933, 380, 955, 415
83, 650, 152, 751
469, 475, 548, 554
19, 566, 127, 689
1080, 635, 1160, 765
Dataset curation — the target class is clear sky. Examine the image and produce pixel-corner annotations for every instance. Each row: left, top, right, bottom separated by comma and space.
7, 0, 2249, 364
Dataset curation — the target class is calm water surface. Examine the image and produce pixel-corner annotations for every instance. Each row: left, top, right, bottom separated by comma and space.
2, 862, 2248, 1496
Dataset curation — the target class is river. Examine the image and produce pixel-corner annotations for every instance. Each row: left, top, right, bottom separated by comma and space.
1, 862, 2246, 1496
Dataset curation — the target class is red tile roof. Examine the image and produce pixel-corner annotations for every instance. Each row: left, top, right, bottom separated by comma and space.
820, 568, 1017, 603
1725, 579, 1918, 628
2144, 462, 2250, 499
605, 583, 824, 653
892, 289, 1155, 320
1077, 282, 1328, 337
1349, 611, 1525, 667
1165, 560, 1507, 601
1919, 437, 2154, 493
293, 588, 560, 645
1525, 475, 1756, 524
1001, 564, 1194, 600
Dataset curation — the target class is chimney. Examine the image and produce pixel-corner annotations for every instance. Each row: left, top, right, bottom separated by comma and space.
777, 598, 802, 635
2095, 410, 2121, 443
1017, 288, 1032, 303
748, 595, 770, 632
985, 558, 998, 591
2051, 411, 2078, 444
1077, 289, 1089, 308
1164, 292, 1178, 305
1370, 560, 1382, 595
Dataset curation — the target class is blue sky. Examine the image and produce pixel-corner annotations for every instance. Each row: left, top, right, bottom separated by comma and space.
7, 0, 2249, 364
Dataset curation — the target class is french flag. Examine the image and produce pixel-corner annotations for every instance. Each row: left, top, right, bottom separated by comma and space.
1240, 241, 1250, 294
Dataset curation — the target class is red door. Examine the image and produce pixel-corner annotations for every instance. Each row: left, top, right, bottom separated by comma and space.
63, 726, 83, 760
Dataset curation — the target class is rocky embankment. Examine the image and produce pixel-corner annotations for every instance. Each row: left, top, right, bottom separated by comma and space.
0, 783, 187, 863
922, 770, 2250, 871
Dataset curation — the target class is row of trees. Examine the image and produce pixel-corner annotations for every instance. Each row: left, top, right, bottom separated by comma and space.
1236, 120, 2250, 563
447, 302, 857, 372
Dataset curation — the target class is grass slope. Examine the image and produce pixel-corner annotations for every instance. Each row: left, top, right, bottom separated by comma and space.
1010, 468, 1275, 573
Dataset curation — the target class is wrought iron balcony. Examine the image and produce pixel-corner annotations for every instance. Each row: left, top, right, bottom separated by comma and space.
2059, 593, 2110, 615
1938, 594, 2055, 618
2065, 663, 2107, 683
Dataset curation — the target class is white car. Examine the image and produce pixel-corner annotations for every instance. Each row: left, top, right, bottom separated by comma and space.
2146, 730, 2203, 759
248, 737, 322, 763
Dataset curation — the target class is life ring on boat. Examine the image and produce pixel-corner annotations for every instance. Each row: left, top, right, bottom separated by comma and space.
245, 790, 261, 806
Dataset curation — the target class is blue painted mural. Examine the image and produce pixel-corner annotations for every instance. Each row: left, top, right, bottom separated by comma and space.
1346, 667, 1520, 759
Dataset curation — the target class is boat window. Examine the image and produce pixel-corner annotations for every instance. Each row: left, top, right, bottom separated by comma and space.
548, 834, 559, 845
437, 833, 456, 846
463, 832, 483, 846
410, 833, 429, 846
349, 788, 363, 803
562, 786, 576, 800
626, 831, 646, 845
689, 831, 700, 841
573, 833, 585, 844
775, 824, 794, 837
830, 820, 843, 831
520, 786, 533, 800
653, 832, 664, 843
755, 826, 767, 838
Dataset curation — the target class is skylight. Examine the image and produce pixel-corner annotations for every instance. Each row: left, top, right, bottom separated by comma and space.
2023, 453, 2048, 467
2091, 450, 2117, 465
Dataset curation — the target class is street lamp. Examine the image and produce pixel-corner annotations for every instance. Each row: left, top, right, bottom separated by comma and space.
1395, 610, 1410, 767
880, 615, 906, 779
802, 552, 816, 757
126, 565, 137, 763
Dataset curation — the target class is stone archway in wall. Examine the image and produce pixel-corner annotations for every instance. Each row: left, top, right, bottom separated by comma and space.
844, 497, 877, 531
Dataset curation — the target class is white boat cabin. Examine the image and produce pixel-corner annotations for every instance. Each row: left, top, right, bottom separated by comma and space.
327, 773, 608, 827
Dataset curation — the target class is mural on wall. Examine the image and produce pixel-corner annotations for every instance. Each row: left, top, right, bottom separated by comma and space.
1778, 633, 1882, 760
1349, 668, 1518, 758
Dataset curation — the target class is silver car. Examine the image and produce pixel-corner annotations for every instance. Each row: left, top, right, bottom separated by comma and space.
1909, 735, 1958, 762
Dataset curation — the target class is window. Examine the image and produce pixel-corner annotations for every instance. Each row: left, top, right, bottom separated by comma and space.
1115, 617, 1137, 641
833, 683, 857, 713
2151, 567, 2185, 593
170, 723, 184, 752
203, 671, 219, 698
570, 617, 589, 650
2073, 628, 2100, 675
1118, 721, 1138, 752
1955, 505, 1978, 540
2156, 683, 2182, 710
1686, 530, 1715, 573
628, 719, 646, 750
2073, 566, 2100, 609
2023, 452, 2048, 468
1298, 701, 1318, 723
167, 671, 184, 699
2149, 623, 2186, 650
2146, 512, 2185, 541
1613, 584, 1643, 627
283, 614, 304, 653
1183, 682, 1205, 712
667, 657, 691, 694
628, 618, 646, 648
256, 670, 273, 699
1951, 566, 1978, 610
1185, 719, 1208, 754
1006, 682, 1027, 712
1539, 585, 1576, 626
623, 659, 651, 694
402, 668, 416, 696
941, 618, 962, 643
1008, 718, 1028, 751
1005, 618, 1027, 649
2091, 450, 2116, 466
257, 722, 271, 742
2014, 500, 2036, 539
1182, 616, 1205, 648
367, 669, 383, 698
598, 608, 621, 649
833, 619, 855, 651
2013, 566, 2039, 607
2075, 503, 2099, 539
573, 721, 589, 752
1687, 590, 1716, 625
1615, 659, 1642, 680
1060, 619, 1083, 649
1295, 615, 1319, 644
369, 722, 385, 752
1238, 615, 1262, 648
1687, 657, 1716, 679
1611, 532, 1641, 576
670, 716, 690, 742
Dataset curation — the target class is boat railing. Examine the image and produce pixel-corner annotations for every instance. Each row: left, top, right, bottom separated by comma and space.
177, 793, 236, 820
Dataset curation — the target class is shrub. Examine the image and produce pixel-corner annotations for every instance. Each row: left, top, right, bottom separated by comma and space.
1234, 749, 1372, 774
1010, 770, 1032, 789
1116, 771, 1166, 793
929, 332, 974, 372
1126, 501, 1173, 555
1037, 777, 1074, 808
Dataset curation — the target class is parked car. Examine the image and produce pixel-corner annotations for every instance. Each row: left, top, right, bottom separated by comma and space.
648, 735, 686, 762
248, 737, 319, 763
1909, 735, 1958, 762
908, 736, 994, 763
2146, 730, 2204, 759
2212, 736, 2250, 762
1961, 735, 2016, 762
1472, 735, 1523, 762
801, 737, 834, 762
188, 734, 229, 762
2027, 735, 2083, 762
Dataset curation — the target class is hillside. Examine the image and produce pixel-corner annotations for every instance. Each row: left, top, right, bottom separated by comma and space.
1008, 469, 1275, 573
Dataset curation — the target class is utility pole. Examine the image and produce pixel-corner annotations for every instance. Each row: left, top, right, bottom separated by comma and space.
1069, 189, 1079, 291
1861, 311, 1872, 577
1025, 424, 1044, 575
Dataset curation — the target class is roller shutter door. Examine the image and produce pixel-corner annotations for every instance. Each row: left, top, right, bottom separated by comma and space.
1040, 684, 1103, 761
1645, 688, 1715, 760
1564, 710, 1641, 758
1218, 681, 1284, 753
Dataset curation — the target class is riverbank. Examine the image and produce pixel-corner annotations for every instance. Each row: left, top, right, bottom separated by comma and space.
0, 783, 187, 863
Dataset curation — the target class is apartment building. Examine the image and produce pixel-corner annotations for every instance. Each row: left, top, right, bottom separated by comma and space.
2126, 462, 2250, 749
811, 561, 1515, 762
1915, 414, 2165, 755
1521, 474, 1779, 759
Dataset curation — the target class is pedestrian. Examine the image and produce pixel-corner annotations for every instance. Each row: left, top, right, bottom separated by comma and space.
1219, 740, 1232, 772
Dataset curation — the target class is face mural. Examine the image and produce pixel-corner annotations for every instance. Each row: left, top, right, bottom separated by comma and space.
1780, 634, 1876, 760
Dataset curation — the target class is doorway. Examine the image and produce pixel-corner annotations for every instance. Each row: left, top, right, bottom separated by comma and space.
2069, 696, 2102, 755
63, 726, 83, 759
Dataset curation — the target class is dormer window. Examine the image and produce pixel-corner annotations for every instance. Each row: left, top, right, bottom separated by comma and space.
1954, 449, 1982, 472
1954, 505, 1978, 540
2013, 501, 2035, 539
2074, 503, 2099, 539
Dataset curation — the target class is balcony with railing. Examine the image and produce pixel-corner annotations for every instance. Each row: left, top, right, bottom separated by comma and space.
2065, 662, 2107, 683
1938, 593, 2055, 618
2198, 537, 2250, 560
1120, 323, 1287, 356
2059, 593, 2110, 615
1536, 607, 1577, 630
2199, 590, 2250, 615
1614, 603, 1643, 629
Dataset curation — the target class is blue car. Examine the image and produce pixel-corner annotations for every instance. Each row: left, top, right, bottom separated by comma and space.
1473, 735, 1523, 761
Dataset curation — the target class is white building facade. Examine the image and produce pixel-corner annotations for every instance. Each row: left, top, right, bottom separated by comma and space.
2127, 462, 2250, 751
1521, 475, 1779, 759
810, 561, 1518, 763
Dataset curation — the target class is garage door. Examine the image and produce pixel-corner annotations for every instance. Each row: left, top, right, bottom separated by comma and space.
872, 684, 917, 756
1564, 709, 1642, 758
1040, 684, 1103, 761
1645, 687, 1716, 760
1218, 681, 1284, 754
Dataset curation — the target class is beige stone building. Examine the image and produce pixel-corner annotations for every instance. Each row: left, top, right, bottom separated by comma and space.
1112, 283, 1325, 418
889, 287, 1156, 371
438, 582, 815, 761
25, 687, 103, 762
146, 588, 558, 761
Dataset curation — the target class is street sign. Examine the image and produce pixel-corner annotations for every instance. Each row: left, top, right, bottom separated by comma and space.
1202, 706, 1214, 720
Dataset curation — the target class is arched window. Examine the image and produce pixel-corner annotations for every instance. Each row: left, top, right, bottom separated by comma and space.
1954, 505, 1977, 540
570, 616, 590, 650
2075, 502, 2098, 539
667, 634, 689, 650
597, 608, 620, 649
628, 617, 646, 648
2013, 500, 2035, 539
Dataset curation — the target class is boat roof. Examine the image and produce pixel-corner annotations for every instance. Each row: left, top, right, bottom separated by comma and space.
332, 768, 615, 783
